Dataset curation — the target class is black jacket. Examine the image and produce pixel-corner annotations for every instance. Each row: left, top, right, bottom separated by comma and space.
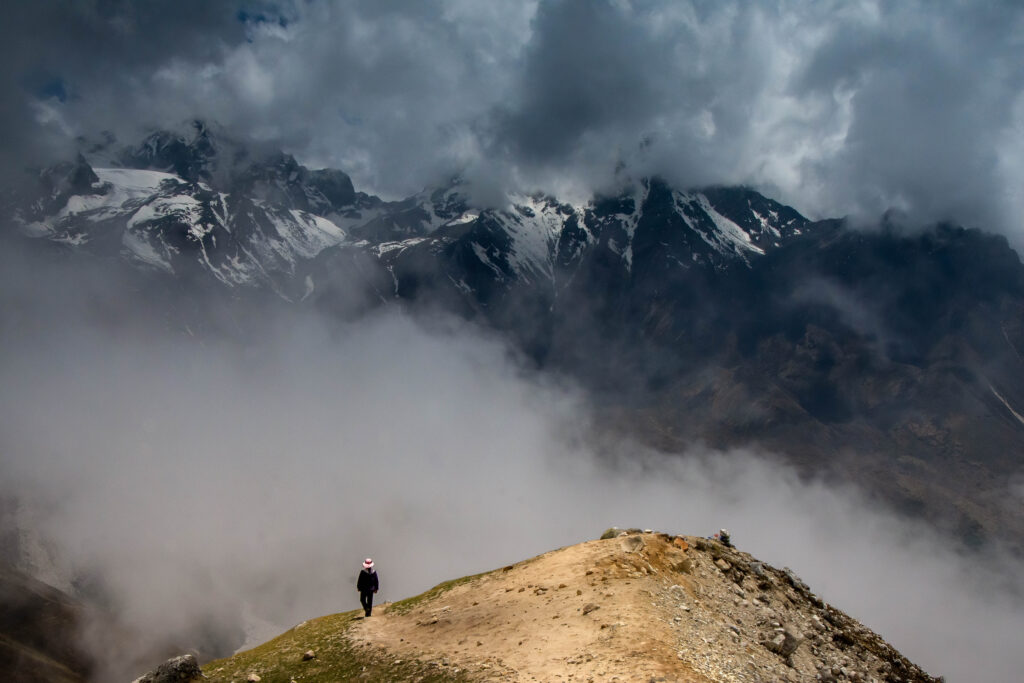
357, 568, 378, 593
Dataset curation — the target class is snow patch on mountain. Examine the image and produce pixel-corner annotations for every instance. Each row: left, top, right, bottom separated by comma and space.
9, 131, 814, 300
620, 183, 649, 271
697, 193, 765, 257
127, 194, 204, 233
500, 195, 570, 282
56, 168, 183, 228
671, 191, 766, 263
263, 208, 348, 260
448, 211, 480, 226
750, 205, 783, 239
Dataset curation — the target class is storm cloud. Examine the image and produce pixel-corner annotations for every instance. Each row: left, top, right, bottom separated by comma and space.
3, 1, 1023, 238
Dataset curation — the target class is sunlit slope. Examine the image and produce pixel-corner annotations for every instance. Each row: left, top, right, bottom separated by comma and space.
202, 531, 939, 683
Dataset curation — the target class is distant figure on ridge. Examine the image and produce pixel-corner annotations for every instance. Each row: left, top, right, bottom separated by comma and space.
357, 558, 379, 617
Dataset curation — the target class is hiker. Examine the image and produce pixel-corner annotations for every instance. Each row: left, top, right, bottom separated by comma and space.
718, 528, 732, 547
357, 558, 379, 617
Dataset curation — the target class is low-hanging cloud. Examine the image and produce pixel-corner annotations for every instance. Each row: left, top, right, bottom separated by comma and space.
0, 241, 1022, 682
3, 1, 1024, 241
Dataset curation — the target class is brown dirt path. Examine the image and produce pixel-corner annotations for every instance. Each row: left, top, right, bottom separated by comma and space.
348, 535, 711, 682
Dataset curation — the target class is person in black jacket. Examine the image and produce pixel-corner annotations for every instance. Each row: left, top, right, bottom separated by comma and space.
357, 558, 379, 617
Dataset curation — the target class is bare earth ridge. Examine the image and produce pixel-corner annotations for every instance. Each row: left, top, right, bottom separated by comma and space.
200, 531, 940, 682
348, 531, 939, 682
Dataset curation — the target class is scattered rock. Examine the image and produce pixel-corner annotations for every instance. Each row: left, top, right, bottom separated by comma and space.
247, 675, 262, 683
666, 550, 692, 573
131, 654, 204, 683
764, 626, 803, 658
582, 603, 601, 615
715, 559, 731, 571
621, 536, 645, 553
302, 650, 316, 661
783, 567, 810, 592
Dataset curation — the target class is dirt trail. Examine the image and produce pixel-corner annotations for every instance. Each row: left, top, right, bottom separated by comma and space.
349, 534, 710, 682
199, 530, 938, 682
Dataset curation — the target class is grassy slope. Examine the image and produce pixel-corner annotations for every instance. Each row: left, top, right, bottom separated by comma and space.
202, 578, 488, 683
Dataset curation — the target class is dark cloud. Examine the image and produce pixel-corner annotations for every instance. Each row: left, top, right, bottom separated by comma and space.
0, 1, 249, 177
496, 0, 675, 163
4, 1, 1023, 239
792, 1, 1024, 230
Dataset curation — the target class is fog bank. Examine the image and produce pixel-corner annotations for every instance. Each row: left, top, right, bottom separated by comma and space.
0, 248, 1021, 682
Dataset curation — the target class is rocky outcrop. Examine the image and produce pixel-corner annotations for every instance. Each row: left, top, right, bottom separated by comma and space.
131, 653, 204, 683
685, 534, 939, 682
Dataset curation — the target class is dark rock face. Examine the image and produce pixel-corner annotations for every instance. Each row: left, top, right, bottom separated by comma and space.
308, 168, 356, 209
121, 122, 219, 184
120, 120, 359, 218
131, 653, 204, 683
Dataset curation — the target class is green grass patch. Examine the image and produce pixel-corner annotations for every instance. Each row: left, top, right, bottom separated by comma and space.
200, 558, 550, 681
387, 570, 491, 616
202, 610, 470, 683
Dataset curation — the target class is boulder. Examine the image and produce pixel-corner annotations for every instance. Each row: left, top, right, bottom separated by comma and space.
620, 536, 645, 553
765, 626, 803, 658
132, 654, 204, 683
666, 550, 692, 573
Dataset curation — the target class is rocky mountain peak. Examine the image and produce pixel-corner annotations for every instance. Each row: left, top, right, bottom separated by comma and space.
121, 120, 221, 184
34, 153, 101, 215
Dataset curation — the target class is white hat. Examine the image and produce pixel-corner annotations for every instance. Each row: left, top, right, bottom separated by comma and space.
362, 558, 374, 569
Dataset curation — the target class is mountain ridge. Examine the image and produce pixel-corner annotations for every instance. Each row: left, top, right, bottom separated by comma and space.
191, 530, 941, 683
5, 124, 1024, 553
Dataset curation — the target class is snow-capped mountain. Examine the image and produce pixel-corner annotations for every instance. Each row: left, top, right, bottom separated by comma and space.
8, 122, 811, 309
7, 123, 1024, 553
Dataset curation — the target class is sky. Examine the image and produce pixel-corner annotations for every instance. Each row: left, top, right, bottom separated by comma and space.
3, 0, 1024, 238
